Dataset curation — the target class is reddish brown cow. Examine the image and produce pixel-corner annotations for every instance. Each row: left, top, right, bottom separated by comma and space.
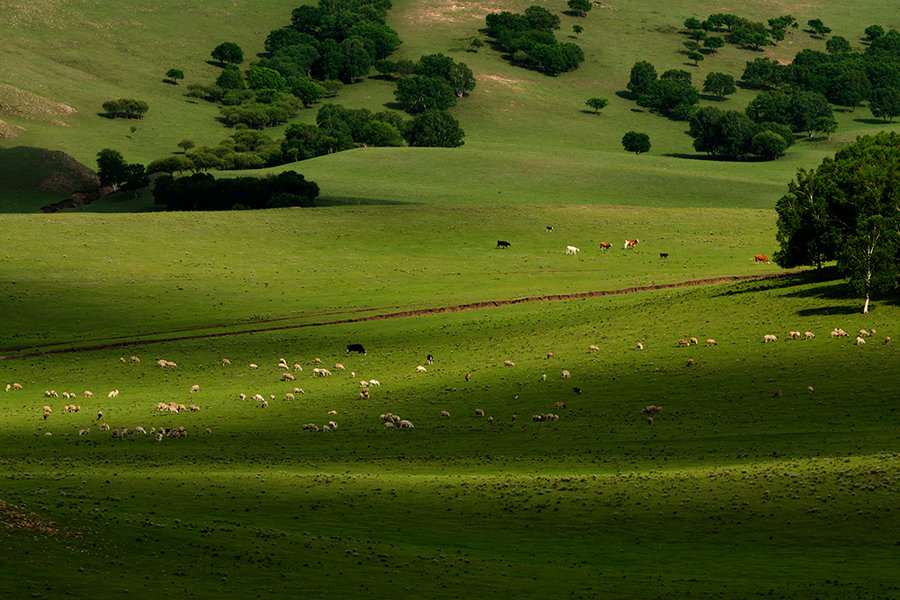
599, 242, 612, 250
754, 254, 771, 264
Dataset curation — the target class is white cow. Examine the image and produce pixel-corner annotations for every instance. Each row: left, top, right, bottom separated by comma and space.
565, 245, 580, 255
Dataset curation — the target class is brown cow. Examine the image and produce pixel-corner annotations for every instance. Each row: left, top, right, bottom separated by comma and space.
754, 254, 771, 264
599, 242, 612, 250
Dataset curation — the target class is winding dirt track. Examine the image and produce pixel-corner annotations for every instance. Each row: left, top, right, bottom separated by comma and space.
0, 271, 797, 361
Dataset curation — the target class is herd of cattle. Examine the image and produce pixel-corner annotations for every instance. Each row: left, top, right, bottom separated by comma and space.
497, 237, 771, 264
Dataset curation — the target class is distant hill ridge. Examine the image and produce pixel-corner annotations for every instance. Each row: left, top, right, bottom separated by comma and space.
0, 146, 99, 213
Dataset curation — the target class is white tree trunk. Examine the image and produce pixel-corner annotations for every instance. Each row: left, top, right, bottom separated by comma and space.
863, 294, 870, 314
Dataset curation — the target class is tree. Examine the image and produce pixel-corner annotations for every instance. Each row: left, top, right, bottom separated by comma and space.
627, 61, 657, 97
687, 51, 704, 66
246, 66, 287, 91
211, 42, 244, 65
869, 87, 900, 122
828, 70, 871, 111
703, 72, 736, 99
813, 116, 838, 140
741, 57, 784, 90
572, 25, 583, 37
567, 0, 591, 17
177, 139, 196, 153
394, 76, 456, 113
102, 98, 149, 119
165, 68, 184, 84
750, 130, 788, 159
683, 17, 703, 31
361, 120, 404, 146
687, 107, 758, 159
96, 149, 145, 191
864, 24, 885, 41
789, 91, 833, 136
825, 35, 851, 54
806, 19, 831, 37
775, 132, 900, 311
746, 90, 792, 124
637, 79, 699, 117
621, 131, 650, 154
403, 110, 465, 147
524, 6, 560, 31
703, 36, 724, 52
215, 65, 245, 90
585, 97, 608, 113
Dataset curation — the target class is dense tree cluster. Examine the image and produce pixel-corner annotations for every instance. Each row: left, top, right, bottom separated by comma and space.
101, 98, 149, 119
775, 132, 900, 312
681, 12, 798, 53
385, 53, 476, 113
152, 170, 319, 211
485, 6, 585, 75
96, 149, 147, 191
740, 25, 900, 120
628, 62, 699, 119
687, 107, 794, 159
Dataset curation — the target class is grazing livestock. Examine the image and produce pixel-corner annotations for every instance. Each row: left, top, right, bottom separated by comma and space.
830, 328, 847, 338
398, 419, 414, 429
572, 387, 582, 395
624, 239, 639, 249
120, 357, 126, 363
773, 390, 782, 398
189, 384, 200, 393
347, 343, 366, 355
565, 245, 580, 255
416, 365, 428, 373
805, 331, 815, 340
561, 370, 570, 379
706, 338, 717, 346
541, 373, 547, 381
465, 373, 471, 382
282, 372, 295, 381
496, 240, 510, 249
546, 226, 553, 232
599, 242, 612, 250
426, 354, 434, 365
555, 402, 566, 409
334, 363, 346, 370
488, 416, 494, 425
189, 405, 200, 412
440, 410, 451, 418
249, 363, 258, 369
885, 337, 891, 344
677, 339, 689, 347
302, 423, 319, 432
285, 393, 295, 401
807, 386, 814, 394
859, 329, 871, 337
221, 358, 231, 365
12, 383, 22, 390
503, 360, 515, 367
475, 408, 485, 417
641, 405, 662, 415
763, 334, 777, 343
294, 388, 306, 394
130, 356, 140, 363
689, 337, 699, 345
636, 342, 644, 350
368, 379, 381, 386
588, 344, 600, 352
856, 336, 866, 345
108, 390, 119, 398
384, 422, 394, 429
789, 331, 801, 340
754, 254, 771, 263
685, 359, 694, 367
647, 417, 654, 426
84, 391, 94, 398
659, 252, 669, 259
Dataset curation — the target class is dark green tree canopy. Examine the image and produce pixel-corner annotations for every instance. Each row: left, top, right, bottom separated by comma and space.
703, 72, 736, 99
585, 97, 608, 113
621, 131, 650, 154
165, 68, 184, 84
568, 0, 591, 17
627, 61, 658, 96
102, 98, 149, 119
403, 109, 465, 147
212, 42, 245, 65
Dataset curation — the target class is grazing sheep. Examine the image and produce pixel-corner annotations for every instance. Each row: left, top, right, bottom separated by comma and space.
831, 328, 848, 338
130, 356, 140, 363
120, 357, 126, 363
328, 421, 338, 429
706, 338, 717, 346
165, 361, 177, 368
253, 394, 265, 402
859, 329, 871, 337
685, 358, 694, 367
278, 362, 289, 370
12, 383, 22, 390
647, 417, 654, 426
677, 339, 689, 347
540, 373, 547, 381
294, 388, 305, 394
4, 384, 9, 392
249, 363, 258, 369
302, 423, 318, 431
108, 389, 119, 398
440, 410, 451, 418
503, 360, 515, 367
384, 422, 394, 429
565, 245, 580, 254
885, 336, 891, 344
62, 392, 71, 399
317, 368, 332, 376
426, 354, 434, 365
155, 432, 164, 442
511, 415, 517, 423
314, 358, 322, 364
189, 405, 200, 412
555, 401, 566, 409
369, 379, 381, 386
358, 391, 368, 400
221, 358, 231, 365
807, 386, 814, 394
475, 408, 485, 417
285, 393, 295, 401
334, 363, 346, 371
805, 331, 815, 340
189, 384, 200, 393
157, 402, 169, 411
322, 424, 331, 431
772, 390, 782, 398
488, 416, 494, 424
561, 370, 570, 379
636, 342, 644, 350
261, 400, 269, 408
763, 334, 777, 343
588, 344, 600, 352
293, 363, 303, 371
572, 387, 582, 395
157, 359, 167, 368
135, 426, 147, 434
689, 337, 699, 345
398, 419, 414, 429
416, 365, 428, 373
97, 410, 103, 421
856, 336, 866, 345
789, 331, 801, 340
79, 428, 90, 436
380, 413, 396, 422
465, 373, 472, 382
282, 372, 296, 381
99, 423, 110, 431
328, 410, 337, 415
641, 405, 662, 415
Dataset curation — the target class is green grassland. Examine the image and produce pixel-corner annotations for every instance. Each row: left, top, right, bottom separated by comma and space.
1, 0, 900, 598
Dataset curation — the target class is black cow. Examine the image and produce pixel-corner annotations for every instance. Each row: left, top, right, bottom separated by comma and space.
496, 240, 510, 249
346, 343, 366, 355
546, 226, 553, 232
427, 354, 434, 364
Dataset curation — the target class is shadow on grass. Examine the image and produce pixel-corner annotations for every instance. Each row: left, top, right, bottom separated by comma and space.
311, 196, 414, 207
715, 268, 842, 299
853, 117, 892, 125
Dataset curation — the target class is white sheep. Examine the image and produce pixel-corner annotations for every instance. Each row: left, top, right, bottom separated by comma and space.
130, 356, 140, 363
503, 360, 515, 367
416, 365, 428, 372
108, 389, 119, 398
328, 420, 338, 429
475, 408, 485, 417
221, 358, 231, 365
856, 336, 866, 345
859, 329, 871, 337
282, 372, 295, 381
293, 363, 303, 371
190, 384, 200, 393
334, 363, 346, 371
540, 373, 547, 381
84, 390, 94, 398
293, 388, 305, 394
398, 419, 414, 428
440, 410, 451, 418
789, 331, 801, 340
189, 405, 200, 412
805, 331, 815, 340
249, 363, 258, 369
12, 383, 22, 390
285, 393, 295, 401
588, 344, 600, 352
689, 337, 699, 345
706, 338, 717, 346
561, 370, 570, 379
369, 379, 381, 386
636, 342, 644, 350
565, 245, 579, 254
763, 334, 777, 343
384, 422, 394, 429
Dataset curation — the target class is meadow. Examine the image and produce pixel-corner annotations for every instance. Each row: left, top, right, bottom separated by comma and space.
1, 0, 899, 598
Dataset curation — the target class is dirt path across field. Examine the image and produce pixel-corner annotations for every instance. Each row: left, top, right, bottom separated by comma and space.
0, 271, 799, 361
